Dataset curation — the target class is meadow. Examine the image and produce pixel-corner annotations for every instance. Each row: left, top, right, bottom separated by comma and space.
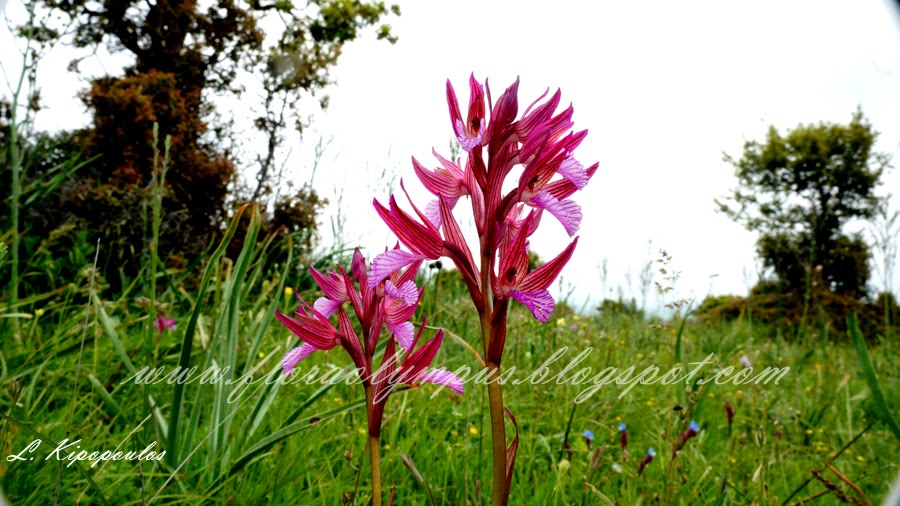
1, 212, 897, 505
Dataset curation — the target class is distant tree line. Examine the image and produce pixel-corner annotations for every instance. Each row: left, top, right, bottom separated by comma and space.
705, 110, 897, 336
2, 0, 399, 294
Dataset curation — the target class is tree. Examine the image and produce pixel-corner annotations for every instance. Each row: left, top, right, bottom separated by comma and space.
717, 110, 890, 300
17, 0, 398, 277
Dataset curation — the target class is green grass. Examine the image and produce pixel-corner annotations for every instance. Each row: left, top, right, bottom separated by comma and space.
2, 266, 899, 505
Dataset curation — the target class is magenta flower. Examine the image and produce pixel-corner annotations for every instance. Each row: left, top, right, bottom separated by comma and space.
446, 74, 486, 152
277, 248, 431, 374
368, 321, 464, 437
309, 267, 349, 317
276, 301, 359, 375
154, 315, 176, 334
492, 212, 579, 322
413, 151, 471, 229
277, 248, 462, 506
370, 192, 481, 305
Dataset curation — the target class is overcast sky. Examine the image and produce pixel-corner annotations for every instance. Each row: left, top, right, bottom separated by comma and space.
3, 0, 900, 313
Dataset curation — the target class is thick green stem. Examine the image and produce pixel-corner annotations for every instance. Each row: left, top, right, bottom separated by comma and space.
479, 249, 507, 505
368, 434, 382, 506
364, 385, 383, 506
485, 360, 507, 504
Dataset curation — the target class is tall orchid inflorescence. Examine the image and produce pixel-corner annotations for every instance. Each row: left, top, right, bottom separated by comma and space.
370, 75, 597, 505
276, 249, 463, 506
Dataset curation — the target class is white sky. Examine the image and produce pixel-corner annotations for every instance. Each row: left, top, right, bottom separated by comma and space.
3, 0, 900, 312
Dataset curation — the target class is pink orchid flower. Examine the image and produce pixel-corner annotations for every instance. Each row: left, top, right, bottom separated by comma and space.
369, 321, 464, 436
370, 74, 597, 504
446, 74, 486, 152
277, 248, 463, 506
154, 315, 176, 334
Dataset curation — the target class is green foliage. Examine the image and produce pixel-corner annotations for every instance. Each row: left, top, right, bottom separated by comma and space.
4, 0, 399, 295
719, 110, 887, 238
597, 297, 643, 320
849, 313, 900, 442
3, 269, 898, 503
694, 294, 745, 322
718, 111, 890, 326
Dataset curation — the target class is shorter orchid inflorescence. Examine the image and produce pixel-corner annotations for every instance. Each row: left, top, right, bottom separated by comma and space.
276, 248, 462, 506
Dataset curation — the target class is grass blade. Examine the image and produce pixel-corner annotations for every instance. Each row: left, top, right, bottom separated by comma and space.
96, 302, 168, 438
848, 312, 900, 442
0, 413, 111, 506
205, 399, 366, 494
87, 373, 121, 418
166, 204, 251, 467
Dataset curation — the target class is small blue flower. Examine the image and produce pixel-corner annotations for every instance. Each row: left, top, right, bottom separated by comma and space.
618, 422, 626, 432
647, 447, 656, 457
689, 420, 699, 432
583, 429, 595, 441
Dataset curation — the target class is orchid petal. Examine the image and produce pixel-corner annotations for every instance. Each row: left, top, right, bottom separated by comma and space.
310, 267, 347, 302
519, 237, 578, 293
351, 248, 368, 286
546, 162, 599, 200
424, 199, 443, 229
337, 306, 368, 374
413, 156, 464, 200
313, 297, 341, 317
419, 369, 464, 395
455, 118, 485, 152
387, 321, 415, 351
557, 154, 589, 190
369, 250, 426, 289
510, 289, 555, 323
282, 343, 317, 375
275, 309, 337, 350
384, 279, 419, 307
530, 190, 582, 236
397, 329, 444, 383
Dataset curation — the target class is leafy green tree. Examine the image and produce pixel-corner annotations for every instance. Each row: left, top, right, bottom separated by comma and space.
717, 110, 890, 299
13, 0, 398, 282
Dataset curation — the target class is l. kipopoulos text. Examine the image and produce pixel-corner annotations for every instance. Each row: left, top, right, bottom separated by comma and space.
6, 438, 164, 468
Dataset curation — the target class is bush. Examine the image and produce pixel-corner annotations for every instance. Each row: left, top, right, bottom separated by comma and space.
694, 294, 746, 322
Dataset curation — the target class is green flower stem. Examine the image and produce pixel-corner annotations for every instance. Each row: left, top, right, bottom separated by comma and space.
364, 384, 383, 506
479, 250, 507, 505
